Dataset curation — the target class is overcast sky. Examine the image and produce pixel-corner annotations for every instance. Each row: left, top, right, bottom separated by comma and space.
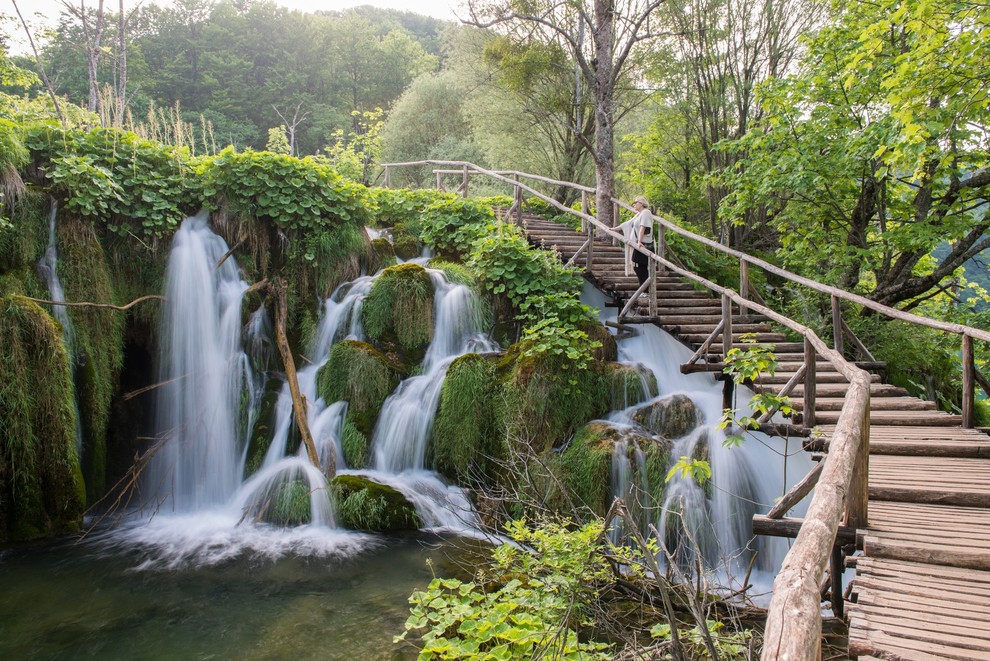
6, 0, 468, 53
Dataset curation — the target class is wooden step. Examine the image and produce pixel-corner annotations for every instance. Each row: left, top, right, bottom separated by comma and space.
659, 322, 774, 335
791, 397, 938, 412
777, 380, 896, 394
681, 332, 789, 344
813, 410, 962, 426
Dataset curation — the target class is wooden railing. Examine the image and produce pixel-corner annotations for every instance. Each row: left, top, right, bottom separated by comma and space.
380, 160, 986, 659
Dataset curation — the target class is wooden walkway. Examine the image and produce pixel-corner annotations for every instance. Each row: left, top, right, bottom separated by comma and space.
520, 214, 990, 660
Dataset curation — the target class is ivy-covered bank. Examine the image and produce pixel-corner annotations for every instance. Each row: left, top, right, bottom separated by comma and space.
0, 124, 689, 542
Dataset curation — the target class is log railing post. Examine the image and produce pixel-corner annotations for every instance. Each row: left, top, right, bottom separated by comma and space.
461, 165, 469, 198
740, 258, 750, 316
722, 294, 733, 360
963, 333, 975, 428
435, 170, 443, 191
832, 295, 844, 357
846, 390, 871, 529
514, 175, 523, 226
658, 225, 666, 273
649, 256, 657, 318
803, 337, 817, 428
613, 201, 620, 228
383, 165, 391, 188
586, 218, 595, 271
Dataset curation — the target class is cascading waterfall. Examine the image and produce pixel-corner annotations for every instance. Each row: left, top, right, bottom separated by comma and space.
146, 211, 255, 512
36, 201, 84, 457
370, 270, 497, 474
586, 285, 813, 591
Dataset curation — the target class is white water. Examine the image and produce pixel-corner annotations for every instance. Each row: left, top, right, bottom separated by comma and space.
370, 271, 497, 473
586, 285, 814, 595
36, 201, 83, 457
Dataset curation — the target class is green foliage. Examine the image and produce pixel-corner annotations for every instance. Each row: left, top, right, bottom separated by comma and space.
362, 264, 435, 362
325, 108, 385, 184
269, 480, 312, 525
719, 336, 789, 449
432, 354, 504, 485
341, 421, 369, 469
316, 340, 402, 438
266, 126, 291, 155
28, 127, 196, 240
665, 456, 712, 485
331, 474, 421, 531
651, 619, 752, 659
419, 197, 495, 257
197, 147, 371, 232
368, 186, 454, 230
397, 519, 613, 660
0, 191, 49, 274
0, 296, 85, 541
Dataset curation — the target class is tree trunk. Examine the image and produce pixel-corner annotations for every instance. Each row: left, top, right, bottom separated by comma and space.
592, 0, 617, 227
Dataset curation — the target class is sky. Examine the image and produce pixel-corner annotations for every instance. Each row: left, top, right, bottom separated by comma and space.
5, 0, 468, 53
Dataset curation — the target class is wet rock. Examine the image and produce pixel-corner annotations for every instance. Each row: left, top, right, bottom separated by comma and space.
633, 394, 703, 439
330, 474, 421, 532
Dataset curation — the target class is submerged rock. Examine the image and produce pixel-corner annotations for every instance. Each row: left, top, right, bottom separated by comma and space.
633, 394, 703, 439
330, 474, 421, 532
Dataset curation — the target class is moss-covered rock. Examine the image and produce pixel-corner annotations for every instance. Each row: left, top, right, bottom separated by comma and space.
341, 420, 368, 469
0, 191, 48, 274
267, 479, 312, 526
431, 353, 504, 485
58, 216, 125, 501
361, 263, 434, 366
633, 394, 704, 439
605, 362, 658, 411
498, 344, 610, 454
330, 474, 421, 532
392, 228, 421, 261
316, 339, 402, 441
582, 320, 618, 362
366, 237, 396, 274
0, 295, 86, 541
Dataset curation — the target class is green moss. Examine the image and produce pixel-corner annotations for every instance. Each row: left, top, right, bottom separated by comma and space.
316, 340, 402, 438
499, 347, 609, 454
633, 394, 703, 439
555, 424, 615, 516
330, 474, 421, 531
366, 237, 396, 274
0, 295, 85, 541
361, 263, 434, 365
431, 353, 505, 485
268, 479, 312, 526
341, 420, 369, 469
605, 363, 658, 410
0, 191, 48, 274
392, 230, 421, 261
244, 378, 285, 477
582, 321, 618, 362
57, 217, 124, 501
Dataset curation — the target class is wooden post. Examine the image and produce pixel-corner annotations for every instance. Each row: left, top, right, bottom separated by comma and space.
649, 257, 657, 317
830, 546, 844, 619
963, 333, 975, 429
846, 389, 870, 529
586, 220, 595, 271
832, 295, 844, 357
435, 171, 442, 191
739, 258, 750, 316
383, 165, 391, 188
722, 294, 733, 360
803, 337, 817, 428
658, 225, 666, 273
613, 201, 619, 228
723, 376, 735, 413
513, 175, 522, 226
461, 165, 469, 198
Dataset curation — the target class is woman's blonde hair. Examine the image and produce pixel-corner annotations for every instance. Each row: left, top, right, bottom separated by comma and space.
634, 195, 649, 207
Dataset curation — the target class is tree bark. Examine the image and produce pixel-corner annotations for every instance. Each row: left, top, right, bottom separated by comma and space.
271, 279, 327, 476
592, 0, 617, 227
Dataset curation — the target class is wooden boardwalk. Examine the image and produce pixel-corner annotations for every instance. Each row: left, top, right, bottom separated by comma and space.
520, 214, 990, 660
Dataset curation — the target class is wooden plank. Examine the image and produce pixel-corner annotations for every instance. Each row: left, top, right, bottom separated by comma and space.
850, 612, 990, 653
856, 556, 990, 583
863, 536, 990, 570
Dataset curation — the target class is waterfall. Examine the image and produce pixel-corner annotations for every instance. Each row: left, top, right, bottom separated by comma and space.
147, 211, 254, 512
36, 201, 84, 458
371, 270, 496, 473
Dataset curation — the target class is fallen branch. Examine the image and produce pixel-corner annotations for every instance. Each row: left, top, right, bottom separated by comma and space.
17, 294, 165, 311
122, 373, 188, 401
270, 278, 327, 475
215, 239, 245, 270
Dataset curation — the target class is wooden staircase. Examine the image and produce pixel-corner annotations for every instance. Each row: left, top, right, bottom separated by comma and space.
520, 212, 990, 660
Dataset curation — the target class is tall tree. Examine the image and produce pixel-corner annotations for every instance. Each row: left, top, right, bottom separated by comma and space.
720, 0, 990, 306
468, 0, 666, 226
60, 0, 107, 113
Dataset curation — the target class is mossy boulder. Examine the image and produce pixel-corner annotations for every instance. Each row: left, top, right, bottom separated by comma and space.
604, 362, 658, 410
431, 353, 505, 486
633, 394, 704, 440
516, 421, 669, 519
316, 340, 402, 452
265, 479, 313, 526
365, 237, 397, 274
498, 343, 610, 454
361, 263, 434, 366
0, 295, 86, 541
330, 474, 421, 532
581, 320, 618, 362
392, 229, 421, 261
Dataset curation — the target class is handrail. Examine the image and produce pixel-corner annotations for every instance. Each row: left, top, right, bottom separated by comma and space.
382, 159, 873, 658
384, 160, 990, 344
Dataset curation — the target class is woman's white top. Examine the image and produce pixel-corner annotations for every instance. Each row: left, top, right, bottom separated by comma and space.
631, 208, 654, 244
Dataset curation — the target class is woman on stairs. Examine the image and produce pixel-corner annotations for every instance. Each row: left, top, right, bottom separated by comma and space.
629, 195, 654, 286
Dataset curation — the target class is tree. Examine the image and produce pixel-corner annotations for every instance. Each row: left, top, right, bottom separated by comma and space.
60, 0, 108, 113
720, 0, 990, 307
468, 0, 667, 226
